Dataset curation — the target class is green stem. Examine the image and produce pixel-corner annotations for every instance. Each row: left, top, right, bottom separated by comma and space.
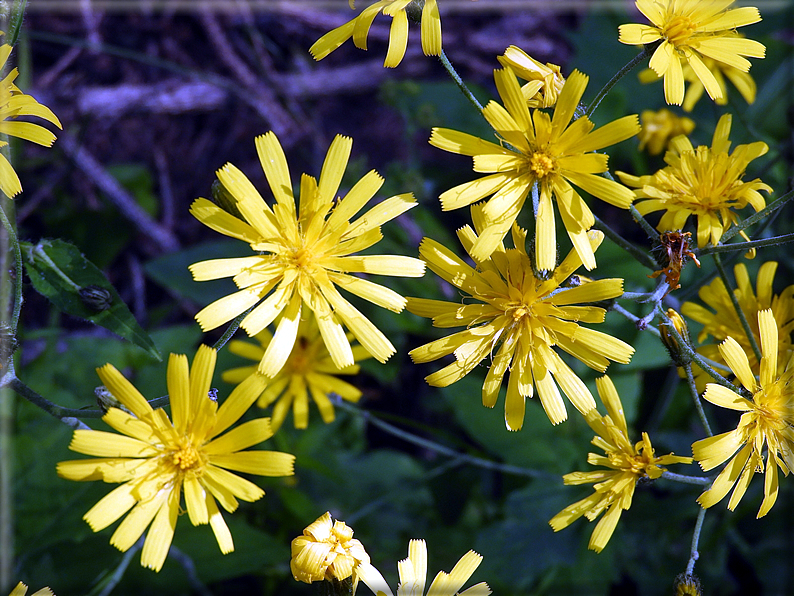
6, 0, 28, 47
0, 206, 21, 338
697, 232, 794, 256
438, 49, 484, 113
585, 43, 658, 118
4, 371, 95, 426
335, 400, 554, 479
656, 306, 741, 393
592, 213, 658, 270
629, 204, 659, 242
684, 363, 712, 437
685, 507, 707, 577
211, 305, 256, 352
661, 471, 711, 486
712, 253, 762, 363
610, 303, 661, 338
720, 187, 794, 243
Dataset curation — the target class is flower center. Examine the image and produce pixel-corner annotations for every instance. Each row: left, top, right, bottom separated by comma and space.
662, 15, 696, 48
529, 152, 555, 178
293, 247, 313, 269
172, 444, 201, 471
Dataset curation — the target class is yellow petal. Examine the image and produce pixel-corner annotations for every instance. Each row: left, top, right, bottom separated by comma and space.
204, 418, 273, 455
141, 487, 179, 572
255, 131, 294, 208
96, 364, 153, 420
258, 292, 302, 377
83, 482, 137, 531
110, 490, 168, 553
213, 373, 268, 437
207, 494, 234, 554
209, 451, 296, 478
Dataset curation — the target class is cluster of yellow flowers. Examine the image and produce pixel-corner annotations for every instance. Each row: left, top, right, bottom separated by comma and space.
8, 0, 792, 592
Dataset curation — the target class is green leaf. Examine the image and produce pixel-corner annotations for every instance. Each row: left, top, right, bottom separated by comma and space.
21, 238, 161, 360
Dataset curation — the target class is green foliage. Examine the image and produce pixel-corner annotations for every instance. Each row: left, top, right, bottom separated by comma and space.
21, 238, 161, 360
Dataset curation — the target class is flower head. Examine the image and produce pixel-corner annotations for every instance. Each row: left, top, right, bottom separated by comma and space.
189, 132, 424, 378
637, 108, 695, 155
550, 376, 693, 552
356, 539, 491, 596
619, 0, 765, 106
407, 221, 634, 430
682, 261, 794, 386
0, 44, 62, 198
430, 68, 639, 271
222, 313, 371, 431
57, 346, 295, 572
693, 310, 794, 517
290, 512, 370, 586
618, 114, 770, 248
310, 0, 441, 68
497, 45, 565, 108
9, 583, 53, 596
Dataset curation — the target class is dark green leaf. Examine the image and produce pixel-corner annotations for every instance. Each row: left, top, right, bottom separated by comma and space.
21, 238, 161, 360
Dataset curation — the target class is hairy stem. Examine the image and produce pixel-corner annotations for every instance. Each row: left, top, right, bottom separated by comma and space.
438, 49, 484, 113
585, 43, 658, 118
684, 363, 713, 437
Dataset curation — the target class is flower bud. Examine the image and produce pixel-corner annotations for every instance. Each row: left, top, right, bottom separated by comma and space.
79, 285, 113, 312
290, 512, 370, 587
659, 308, 692, 366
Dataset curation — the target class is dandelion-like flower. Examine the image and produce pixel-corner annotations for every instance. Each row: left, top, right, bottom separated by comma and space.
692, 310, 794, 517
497, 45, 565, 108
618, 114, 770, 249
682, 261, 794, 384
407, 220, 634, 430
222, 313, 370, 431
57, 345, 295, 572
637, 108, 695, 155
356, 539, 491, 596
550, 376, 693, 552
310, 0, 441, 68
430, 68, 639, 270
618, 0, 765, 106
9, 583, 53, 596
189, 132, 424, 378
290, 511, 370, 586
0, 44, 61, 198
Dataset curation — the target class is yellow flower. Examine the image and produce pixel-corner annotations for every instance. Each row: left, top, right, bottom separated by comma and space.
189, 132, 424, 378
549, 376, 693, 553
9, 583, 53, 596
430, 68, 638, 271
682, 261, 794, 387
618, 0, 765, 106
692, 310, 794, 517
310, 0, 441, 68
497, 45, 565, 108
637, 108, 695, 155
0, 44, 62, 198
290, 511, 370, 586
356, 539, 491, 596
57, 345, 295, 572
407, 221, 634, 430
222, 313, 371, 431
618, 114, 771, 248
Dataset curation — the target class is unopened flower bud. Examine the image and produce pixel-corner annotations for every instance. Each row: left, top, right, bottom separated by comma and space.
79, 285, 113, 312
95, 385, 133, 415
659, 308, 692, 366
290, 512, 370, 587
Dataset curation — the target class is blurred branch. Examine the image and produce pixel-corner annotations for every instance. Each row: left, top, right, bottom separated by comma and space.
58, 132, 180, 254
336, 399, 556, 480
